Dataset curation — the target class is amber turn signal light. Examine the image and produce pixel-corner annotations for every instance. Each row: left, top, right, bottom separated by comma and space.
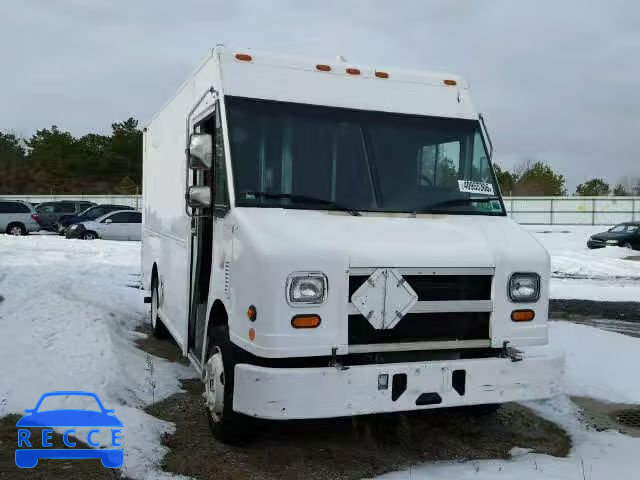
291, 314, 321, 329
511, 310, 535, 322
247, 305, 257, 321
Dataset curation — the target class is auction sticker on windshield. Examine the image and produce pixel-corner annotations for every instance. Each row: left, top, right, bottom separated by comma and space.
458, 180, 494, 195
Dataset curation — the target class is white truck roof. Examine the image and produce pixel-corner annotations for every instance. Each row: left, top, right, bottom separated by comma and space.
151, 46, 477, 125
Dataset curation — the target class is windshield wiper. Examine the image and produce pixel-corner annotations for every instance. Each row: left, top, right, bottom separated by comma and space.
242, 191, 362, 216
421, 196, 501, 212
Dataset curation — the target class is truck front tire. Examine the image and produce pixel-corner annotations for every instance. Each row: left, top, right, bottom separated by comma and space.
204, 326, 251, 443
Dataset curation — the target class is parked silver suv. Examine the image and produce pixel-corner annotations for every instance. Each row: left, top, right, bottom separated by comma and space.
0, 200, 41, 235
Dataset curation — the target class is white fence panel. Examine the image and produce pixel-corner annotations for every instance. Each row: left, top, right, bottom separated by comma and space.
0, 194, 141, 209
2, 194, 638, 225
505, 196, 639, 225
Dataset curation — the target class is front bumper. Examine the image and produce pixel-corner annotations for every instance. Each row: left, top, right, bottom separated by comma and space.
233, 353, 564, 420
587, 240, 606, 249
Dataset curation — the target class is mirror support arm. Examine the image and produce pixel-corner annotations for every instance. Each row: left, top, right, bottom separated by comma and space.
479, 113, 494, 160
185, 86, 216, 217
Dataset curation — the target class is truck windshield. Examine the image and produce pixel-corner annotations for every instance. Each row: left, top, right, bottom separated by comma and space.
226, 97, 505, 215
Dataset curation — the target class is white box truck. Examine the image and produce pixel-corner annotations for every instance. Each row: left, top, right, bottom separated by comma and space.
142, 46, 562, 440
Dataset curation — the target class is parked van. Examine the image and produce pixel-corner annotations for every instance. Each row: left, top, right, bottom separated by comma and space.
35, 200, 95, 231
142, 47, 562, 441
0, 200, 40, 235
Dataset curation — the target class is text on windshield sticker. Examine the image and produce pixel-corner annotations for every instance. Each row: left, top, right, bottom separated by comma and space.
458, 180, 494, 195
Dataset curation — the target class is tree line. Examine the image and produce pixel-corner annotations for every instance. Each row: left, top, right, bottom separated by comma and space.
494, 161, 640, 197
0, 118, 142, 195
0, 120, 638, 197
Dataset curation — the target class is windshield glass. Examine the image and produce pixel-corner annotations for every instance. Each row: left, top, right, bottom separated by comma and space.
226, 97, 504, 215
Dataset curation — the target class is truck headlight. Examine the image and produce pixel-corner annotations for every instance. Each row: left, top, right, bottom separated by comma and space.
287, 272, 327, 305
508, 273, 540, 303
606, 240, 620, 245
70, 224, 78, 230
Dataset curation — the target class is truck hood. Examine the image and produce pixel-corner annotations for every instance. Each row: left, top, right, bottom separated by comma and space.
233, 208, 547, 270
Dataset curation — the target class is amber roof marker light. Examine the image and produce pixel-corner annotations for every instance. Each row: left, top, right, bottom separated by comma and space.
346, 68, 361, 75
316, 64, 332, 72
375, 71, 390, 79
443, 79, 457, 86
235, 53, 253, 61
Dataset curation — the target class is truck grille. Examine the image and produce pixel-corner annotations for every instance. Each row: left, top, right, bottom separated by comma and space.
348, 275, 492, 301
347, 271, 493, 348
348, 312, 490, 344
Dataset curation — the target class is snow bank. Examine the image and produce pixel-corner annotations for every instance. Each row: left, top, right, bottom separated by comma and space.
530, 226, 640, 280
547, 322, 640, 404
528, 226, 640, 301
0, 235, 193, 479
378, 321, 640, 480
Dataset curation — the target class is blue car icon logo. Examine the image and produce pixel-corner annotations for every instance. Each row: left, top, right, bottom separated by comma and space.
15, 391, 123, 468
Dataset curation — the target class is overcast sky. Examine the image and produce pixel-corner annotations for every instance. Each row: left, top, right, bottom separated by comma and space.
2, 0, 638, 190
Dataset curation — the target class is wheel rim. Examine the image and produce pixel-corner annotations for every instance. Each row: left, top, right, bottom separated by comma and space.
9, 226, 22, 236
84, 233, 95, 240
204, 347, 225, 422
151, 287, 158, 328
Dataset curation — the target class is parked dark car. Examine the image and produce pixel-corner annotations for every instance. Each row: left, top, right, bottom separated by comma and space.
587, 222, 640, 250
56, 204, 134, 234
35, 200, 95, 231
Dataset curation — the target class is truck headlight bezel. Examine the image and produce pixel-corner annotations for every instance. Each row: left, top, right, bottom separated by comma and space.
286, 272, 328, 305
508, 272, 541, 303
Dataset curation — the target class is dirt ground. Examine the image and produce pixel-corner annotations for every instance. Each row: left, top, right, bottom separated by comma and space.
146, 379, 570, 480
134, 326, 572, 480
0, 415, 126, 480
550, 299, 640, 322
572, 396, 640, 438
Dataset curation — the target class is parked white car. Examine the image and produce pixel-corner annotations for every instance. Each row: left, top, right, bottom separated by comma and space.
66, 210, 142, 241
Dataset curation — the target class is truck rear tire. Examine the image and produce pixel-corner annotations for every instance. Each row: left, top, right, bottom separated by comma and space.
204, 326, 251, 443
150, 281, 169, 339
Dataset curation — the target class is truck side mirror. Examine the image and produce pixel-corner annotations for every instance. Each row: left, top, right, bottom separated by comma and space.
187, 186, 212, 208
188, 133, 213, 170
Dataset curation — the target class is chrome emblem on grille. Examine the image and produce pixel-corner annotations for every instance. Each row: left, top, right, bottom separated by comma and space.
350, 268, 418, 330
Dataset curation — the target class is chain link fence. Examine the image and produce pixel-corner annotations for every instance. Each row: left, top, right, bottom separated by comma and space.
2, 194, 639, 225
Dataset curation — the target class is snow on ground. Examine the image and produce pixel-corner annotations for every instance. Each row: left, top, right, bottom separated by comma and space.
2, 227, 639, 480
379, 321, 640, 480
0, 234, 193, 480
528, 225, 640, 301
